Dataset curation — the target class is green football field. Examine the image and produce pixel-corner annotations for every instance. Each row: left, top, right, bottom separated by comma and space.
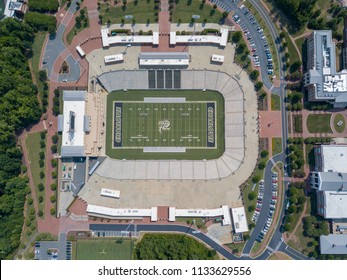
106, 90, 225, 160
76, 239, 134, 260
114, 101, 215, 148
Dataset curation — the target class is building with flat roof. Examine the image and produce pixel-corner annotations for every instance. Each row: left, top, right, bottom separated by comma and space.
58, 91, 89, 158
304, 30, 347, 108
311, 145, 347, 219
231, 207, 248, 233
139, 52, 190, 67
314, 144, 347, 173
320, 234, 347, 254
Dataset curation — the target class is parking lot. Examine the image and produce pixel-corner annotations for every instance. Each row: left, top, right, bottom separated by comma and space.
252, 171, 278, 243
34, 233, 72, 260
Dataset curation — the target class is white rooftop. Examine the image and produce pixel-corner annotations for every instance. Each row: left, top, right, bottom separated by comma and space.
101, 28, 159, 47
324, 191, 347, 219
87, 204, 158, 221
104, 54, 124, 63
321, 145, 347, 173
171, 28, 229, 47
231, 207, 248, 233
100, 188, 120, 199
61, 91, 86, 152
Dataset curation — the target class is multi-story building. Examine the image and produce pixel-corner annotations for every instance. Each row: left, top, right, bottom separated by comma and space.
304, 30, 347, 108
310, 145, 347, 219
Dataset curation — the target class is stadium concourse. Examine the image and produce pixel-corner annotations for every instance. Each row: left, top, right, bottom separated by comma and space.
75, 42, 258, 210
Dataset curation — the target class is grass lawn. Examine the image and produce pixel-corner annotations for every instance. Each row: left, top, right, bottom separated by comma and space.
225, 242, 245, 257
293, 114, 303, 133
26, 132, 46, 214
334, 113, 346, 133
268, 252, 292, 260
176, 218, 206, 228
272, 138, 282, 156
284, 32, 300, 66
306, 114, 332, 133
76, 239, 134, 260
66, 7, 89, 45
271, 94, 280, 111
99, 1, 155, 24
246, 2, 279, 78
173, 1, 224, 24
106, 90, 225, 160
29, 32, 47, 97
294, 37, 306, 57
287, 197, 316, 256
234, 36, 253, 74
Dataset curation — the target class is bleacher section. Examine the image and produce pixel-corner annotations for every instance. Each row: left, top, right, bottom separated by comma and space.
95, 69, 246, 180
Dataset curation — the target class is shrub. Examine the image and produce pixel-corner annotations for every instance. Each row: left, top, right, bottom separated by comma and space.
40, 140, 46, 149
50, 208, 56, 216
52, 171, 57, 179
258, 161, 266, 170
39, 160, 44, 168
39, 171, 45, 179
21, 165, 27, 173
39, 195, 44, 203
248, 205, 255, 212
51, 183, 57, 191
38, 183, 44, 191
51, 145, 57, 154
50, 195, 56, 203
51, 159, 57, 168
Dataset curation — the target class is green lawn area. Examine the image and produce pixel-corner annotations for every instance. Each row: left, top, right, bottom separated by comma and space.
29, 32, 47, 96
225, 242, 244, 257
76, 239, 134, 260
293, 114, 303, 133
234, 36, 252, 74
284, 32, 300, 66
99, 1, 155, 24
287, 197, 316, 256
246, 2, 279, 78
294, 37, 306, 57
176, 218, 206, 229
25, 132, 46, 214
271, 94, 280, 111
334, 113, 346, 133
66, 7, 89, 45
106, 90, 225, 160
272, 138, 282, 156
306, 114, 332, 133
172, 1, 224, 24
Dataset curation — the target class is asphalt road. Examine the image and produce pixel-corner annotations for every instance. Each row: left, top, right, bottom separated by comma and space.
42, 0, 80, 82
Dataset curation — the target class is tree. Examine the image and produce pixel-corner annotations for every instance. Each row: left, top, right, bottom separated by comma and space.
50, 208, 56, 216
222, 11, 229, 18
258, 161, 266, 170
255, 81, 263, 91
232, 31, 242, 43
248, 192, 256, 201
38, 183, 44, 192
39, 171, 45, 179
51, 145, 57, 154
213, 4, 217, 9
51, 134, 58, 144
51, 183, 57, 191
98, 15, 103, 24
39, 70, 47, 82
260, 150, 269, 158
283, 223, 291, 232
250, 70, 259, 81
50, 195, 56, 203
288, 205, 296, 214
52, 171, 57, 179
248, 205, 255, 212
252, 175, 261, 183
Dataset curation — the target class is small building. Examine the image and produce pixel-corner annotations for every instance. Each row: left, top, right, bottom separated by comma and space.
320, 234, 347, 254
104, 54, 124, 64
231, 207, 248, 233
211, 54, 225, 63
